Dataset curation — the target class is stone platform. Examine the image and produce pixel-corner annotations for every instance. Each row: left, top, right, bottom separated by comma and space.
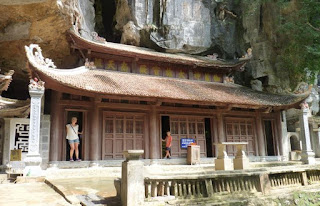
48, 157, 303, 169
0, 159, 318, 206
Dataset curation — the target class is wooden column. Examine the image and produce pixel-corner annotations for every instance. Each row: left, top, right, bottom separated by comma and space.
144, 115, 150, 159
212, 117, 219, 157
149, 106, 160, 159
217, 113, 225, 143
90, 98, 101, 160
49, 91, 61, 161
255, 112, 266, 156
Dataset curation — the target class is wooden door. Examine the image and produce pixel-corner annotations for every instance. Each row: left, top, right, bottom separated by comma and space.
170, 116, 206, 157
225, 118, 256, 156
103, 112, 145, 159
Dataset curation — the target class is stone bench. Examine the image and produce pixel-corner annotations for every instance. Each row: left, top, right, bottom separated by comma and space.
214, 142, 249, 170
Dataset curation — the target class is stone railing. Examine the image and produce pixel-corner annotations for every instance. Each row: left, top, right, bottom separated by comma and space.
144, 171, 265, 200
143, 167, 320, 201
269, 172, 303, 188
145, 176, 261, 199
119, 150, 320, 205
307, 170, 320, 184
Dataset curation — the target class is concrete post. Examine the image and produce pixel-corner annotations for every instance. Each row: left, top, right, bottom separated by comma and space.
299, 108, 315, 164
257, 173, 271, 194
280, 111, 289, 161
24, 79, 45, 176
121, 150, 145, 206
314, 127, 320, 157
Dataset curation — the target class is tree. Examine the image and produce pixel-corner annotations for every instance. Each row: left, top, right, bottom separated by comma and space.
278, 0, 320, 83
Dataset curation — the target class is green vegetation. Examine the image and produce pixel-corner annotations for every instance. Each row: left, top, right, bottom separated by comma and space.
238, 0, 320, 85
277, 0, 320, 83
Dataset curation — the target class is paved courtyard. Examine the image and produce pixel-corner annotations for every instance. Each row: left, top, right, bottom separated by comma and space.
0, 182, 71, 206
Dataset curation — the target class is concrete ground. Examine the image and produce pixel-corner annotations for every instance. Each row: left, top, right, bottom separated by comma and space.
45, 177, 120, 205
0, 160, 319, 206
0, 182, 72, 206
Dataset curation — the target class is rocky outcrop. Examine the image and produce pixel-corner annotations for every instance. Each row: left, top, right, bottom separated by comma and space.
0, 0, 316, 100
0, 0, 96, 98
113, 0, 239, 55
0, 22, 31, 42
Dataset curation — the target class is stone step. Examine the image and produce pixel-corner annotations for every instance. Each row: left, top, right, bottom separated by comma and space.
251, 161, 303, 168
48, 158, 216, 169
45, 167, 122, 179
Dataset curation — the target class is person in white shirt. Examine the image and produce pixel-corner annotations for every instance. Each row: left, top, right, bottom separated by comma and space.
66, 117, 82, 161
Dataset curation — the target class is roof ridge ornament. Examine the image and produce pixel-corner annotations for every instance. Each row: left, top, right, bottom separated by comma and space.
25, 44, 56, 69
29, 77, 45, 91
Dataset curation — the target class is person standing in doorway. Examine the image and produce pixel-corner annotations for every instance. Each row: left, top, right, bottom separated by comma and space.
66, 117, 82, 161
164, 131, 172, 159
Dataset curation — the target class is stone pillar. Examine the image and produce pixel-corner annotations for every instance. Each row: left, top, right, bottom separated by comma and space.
121, 150, 145, 206
90, 98, 101, 162
313, 126, 320, 157
233, 144, 250, 170
24, 80, 45, 176
149, 106, 159, 159
299, 108, 315, 164
255, 113, 266, 158
214, 144, 232, 171
280, 111, 289, 161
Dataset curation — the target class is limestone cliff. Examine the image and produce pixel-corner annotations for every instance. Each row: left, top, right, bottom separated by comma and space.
94, 0, 301, 93
0, 0, 315, 100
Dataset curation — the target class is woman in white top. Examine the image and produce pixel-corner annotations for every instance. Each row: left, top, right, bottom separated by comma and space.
66, 117, 82, 161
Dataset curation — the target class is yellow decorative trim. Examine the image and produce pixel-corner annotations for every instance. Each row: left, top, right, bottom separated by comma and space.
152, 66, 161, 76
120, 62, 129, 72
194, 72, 201, 80
94, 58, 103, 69
213, 74, 222, 82
204, 73, 211, 82
106, 60, 116, 70
178, 70, 186, 79
139, 65, 148, 74
165, 68, 173, 77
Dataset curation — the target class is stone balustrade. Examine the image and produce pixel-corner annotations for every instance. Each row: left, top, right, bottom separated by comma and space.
145, 175, 261, 199
119, 150, 320, 205
269, 172, 302, 187
143, 168, 320, 202
307, 170, 320, 183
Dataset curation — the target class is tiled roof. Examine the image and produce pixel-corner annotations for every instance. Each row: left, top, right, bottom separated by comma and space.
30, 68, 308, 109
69, 31, 249, 70
25, 44, 308, 109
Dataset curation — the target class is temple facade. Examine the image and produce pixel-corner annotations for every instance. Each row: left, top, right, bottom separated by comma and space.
24, 30, 309, 163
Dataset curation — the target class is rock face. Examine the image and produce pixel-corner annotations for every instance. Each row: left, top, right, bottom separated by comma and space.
120, 21, 140, 46
0, 0, 316, 99
111, 0, 288, 92
0, 22, 31, 42
114, 0, 239, 56
0, 0, 96, 98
